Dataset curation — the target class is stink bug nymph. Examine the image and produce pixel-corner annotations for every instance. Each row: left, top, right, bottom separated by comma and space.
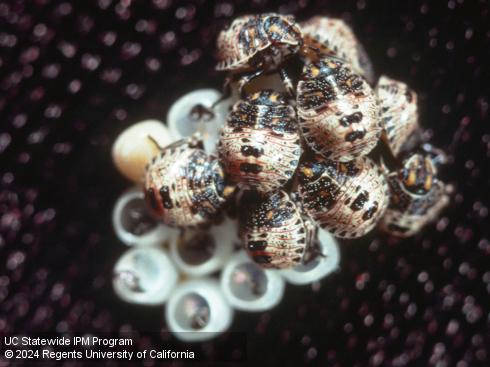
240, 191, 317, 269
144, 135, 227, 227
375, 75, 419, 156
299, 16, 375, 84
218, 90, 301, 193
216, 13, 303, 94
297, 155, 389, 238
296, 57, 381, 162
379, 153, 449, 237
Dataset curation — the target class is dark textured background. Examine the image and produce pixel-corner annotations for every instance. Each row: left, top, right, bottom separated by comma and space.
1, 0, 489, 366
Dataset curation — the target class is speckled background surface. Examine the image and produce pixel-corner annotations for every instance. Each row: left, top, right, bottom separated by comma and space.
1, 0, 489, 366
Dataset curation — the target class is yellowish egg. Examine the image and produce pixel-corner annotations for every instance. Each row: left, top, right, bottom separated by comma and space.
112, 119, 175, 183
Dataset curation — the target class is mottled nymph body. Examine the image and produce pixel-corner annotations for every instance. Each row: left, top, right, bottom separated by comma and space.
376, 75, 419, 156
379, 153, 449, 237
144, 136, 226, 227
216, 13, 303, 92
240, 191, 316, 269
218, 90, 301, 193
216, 13, 302, 72
296, 57, 381, 162
297, 155, 389, 238
300, 16, 375, 84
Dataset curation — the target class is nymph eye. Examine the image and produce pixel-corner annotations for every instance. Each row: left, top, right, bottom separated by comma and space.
113, 247, 178, 305
165, 278, 234, 342
220, 252, 285, 311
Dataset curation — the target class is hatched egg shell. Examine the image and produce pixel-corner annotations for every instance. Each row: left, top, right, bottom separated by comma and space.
113, 247, 178, 305
112, 119, 175, 183
169, 217, 238, 277
112, 186, 179, 247
280, 227, 340, 285
165, 278, 234, 342
167, 89, 234, 153
220, 251, 285, 312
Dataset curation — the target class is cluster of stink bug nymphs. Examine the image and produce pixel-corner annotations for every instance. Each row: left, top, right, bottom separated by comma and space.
143, 13, 450, 270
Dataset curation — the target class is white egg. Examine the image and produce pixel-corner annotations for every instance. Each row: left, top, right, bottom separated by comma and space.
220, 252, 285, 312
112, 187, 179, 247
112, 119, 175, 183
169, 217, 238, 277
113, 247, 178, 305
165, 278, 233, 342
167, 89, 234, 153
280, 228, 340, 285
